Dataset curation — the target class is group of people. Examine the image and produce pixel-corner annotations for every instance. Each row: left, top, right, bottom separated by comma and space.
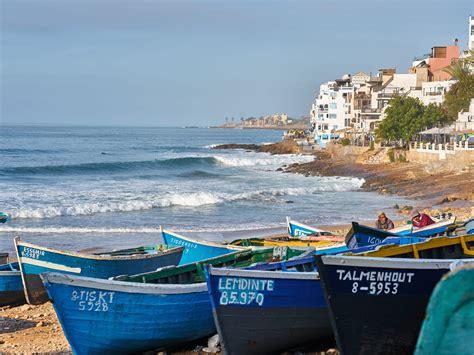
375, 211, 435, 230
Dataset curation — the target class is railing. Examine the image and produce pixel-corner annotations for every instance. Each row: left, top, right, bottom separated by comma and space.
361, 108, 381, 114
410, 141, 473, 153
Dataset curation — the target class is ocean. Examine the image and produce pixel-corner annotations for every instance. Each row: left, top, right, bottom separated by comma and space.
0, 126, 408, 253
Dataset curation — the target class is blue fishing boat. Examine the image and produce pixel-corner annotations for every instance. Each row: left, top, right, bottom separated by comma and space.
161, 227, 244, 265
42, 273, 214, 354
345, 219, 452, 249
286, 217, 334, 237
415, 261, 474, 355
315, 255, 463, 355
206, 263, 332, 354
14, 237, 184, 304
0, 262, 25, 306
41, 247, 284, 354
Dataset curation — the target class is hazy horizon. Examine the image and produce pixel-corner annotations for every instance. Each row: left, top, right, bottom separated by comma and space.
1, 0, 473, 126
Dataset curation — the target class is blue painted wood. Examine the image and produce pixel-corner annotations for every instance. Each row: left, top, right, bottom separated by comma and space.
42, 273, 215, 354
15, 237, 184, 304
0, 262, 25, 306
206, 266, 331, 354
346, 222, 429, 249
286, 217, 333, 237
161, 229, 243, 265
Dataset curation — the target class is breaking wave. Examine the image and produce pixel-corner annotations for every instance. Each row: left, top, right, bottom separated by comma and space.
5, 178, 363, 219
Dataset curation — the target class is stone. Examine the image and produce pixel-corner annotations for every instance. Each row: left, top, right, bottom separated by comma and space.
36, 321, 45, 327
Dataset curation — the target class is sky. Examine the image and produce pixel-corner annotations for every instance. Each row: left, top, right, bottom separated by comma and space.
1, 0, 473, 126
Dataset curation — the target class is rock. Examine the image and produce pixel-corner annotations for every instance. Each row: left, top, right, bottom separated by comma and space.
18, 304, 31, 311
208, 334, 220, 349
36, 321, 45, 327
285, 200, 294, 204
326, 348, 339, 355
393, 204, 399, 209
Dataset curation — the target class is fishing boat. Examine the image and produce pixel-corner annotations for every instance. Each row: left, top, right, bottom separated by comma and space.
161, 227, 245, 265
0, 262, 25, 306
0, 212, 9, 223
415, 262, 474, 355
316, 234, 474, 355
206, 261, 333, 354
345, 217, 456, 248
315, 255, 459, 355
348, 234, 474, 259
229, 235, 344, 248
41, 247, 293, 354
286, 217, 335, 238
14, 237, 184, 304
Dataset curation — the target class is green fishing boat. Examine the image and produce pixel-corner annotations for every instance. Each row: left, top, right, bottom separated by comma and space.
415, 262, 474, 355
115, 246, 306, 283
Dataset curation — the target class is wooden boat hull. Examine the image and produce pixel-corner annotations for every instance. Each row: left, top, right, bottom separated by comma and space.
14, 237, 184, 305
161, 228, 243, 265
346, 218, 456, 248
206, 267, 332, 355
286, 217, 333, 237
315, 255, 454, 355
0, 263, 25, 306
415, 262, 474, 355
42, 273, 214, 354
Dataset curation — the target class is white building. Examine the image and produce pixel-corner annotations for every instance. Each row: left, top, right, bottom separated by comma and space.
351, 71, 371, 87
408, 80, 456, 106
310, 78, 354, 147
455, 98, 474, 131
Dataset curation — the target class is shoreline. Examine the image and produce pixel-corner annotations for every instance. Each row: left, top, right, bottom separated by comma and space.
212, 141, 474, 221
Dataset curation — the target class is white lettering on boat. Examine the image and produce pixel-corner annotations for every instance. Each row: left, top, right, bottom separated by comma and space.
336, 269, 415, 296
21, 247, 45, 260
217, 277, 274, 306
71, 289, 115, 312
168, 237, 197, 251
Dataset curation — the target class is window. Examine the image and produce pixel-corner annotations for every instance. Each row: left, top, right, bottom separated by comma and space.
330, 103, 337, 109
329, 114, 337, 119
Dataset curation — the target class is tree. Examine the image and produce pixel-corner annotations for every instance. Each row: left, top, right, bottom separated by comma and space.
376, 96, 425, 146
443, 49, 474, 122
421, 103, 448, 128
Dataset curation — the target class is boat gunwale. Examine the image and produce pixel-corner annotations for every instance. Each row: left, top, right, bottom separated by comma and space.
41, 272, 208, 294
348, 234, 474, 257
14, 236, 184, 261
286, 216, 329, 234
208, 266, 319, 280
0, 270, 21, 276
321, 255, 458, 269
161, 227, 245, 251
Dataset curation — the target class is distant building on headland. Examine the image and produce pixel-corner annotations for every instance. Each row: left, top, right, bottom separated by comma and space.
217, 114, 309, 130
309, 16, 472, 148
242, 113, 289, 128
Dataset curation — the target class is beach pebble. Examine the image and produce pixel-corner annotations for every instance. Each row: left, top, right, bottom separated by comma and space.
36, 321, 45, 327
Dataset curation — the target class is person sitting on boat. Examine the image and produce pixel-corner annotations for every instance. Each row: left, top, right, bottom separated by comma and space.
411, 211, 435, 228
375, 212, 394, 230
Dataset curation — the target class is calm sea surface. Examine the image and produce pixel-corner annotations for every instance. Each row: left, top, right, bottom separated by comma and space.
0, 126, 408, 253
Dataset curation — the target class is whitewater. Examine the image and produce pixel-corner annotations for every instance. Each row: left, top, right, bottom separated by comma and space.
0, 126, 408, 252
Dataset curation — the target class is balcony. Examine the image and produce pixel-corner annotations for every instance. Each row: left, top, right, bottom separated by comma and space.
361, 108, 381, 114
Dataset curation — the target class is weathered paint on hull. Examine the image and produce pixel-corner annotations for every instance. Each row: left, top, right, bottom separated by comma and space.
42, 274, 215, 354
315, 256, 453, 355
415, 263, 474, 355
206, 268, 331, 355
15, 240, 183, 304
